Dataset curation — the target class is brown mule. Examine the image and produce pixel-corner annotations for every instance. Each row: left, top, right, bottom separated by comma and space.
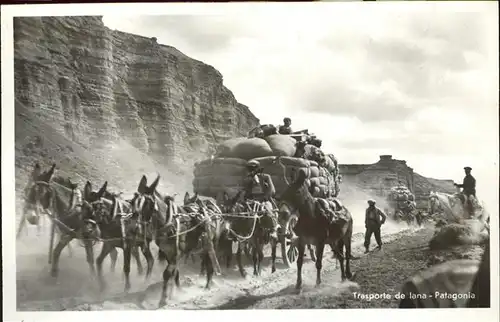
82, 181, 154, 292
21, 163, 102, 279
134, 175, 221, 308
219, 190, 279, 277
274, 156, 354, 291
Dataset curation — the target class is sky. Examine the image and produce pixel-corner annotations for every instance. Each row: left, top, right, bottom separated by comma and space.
100, 3, 499, 208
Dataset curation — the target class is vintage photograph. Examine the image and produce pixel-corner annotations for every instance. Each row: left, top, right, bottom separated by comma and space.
2, 1, 498, 317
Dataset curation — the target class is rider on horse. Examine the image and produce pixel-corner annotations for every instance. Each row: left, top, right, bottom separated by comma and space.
243, 160, 280, 239
454, 166, 476, 218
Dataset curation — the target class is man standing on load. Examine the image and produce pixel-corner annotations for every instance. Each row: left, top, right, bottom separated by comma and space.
364, 199, 387, 253
243, 159, 280, 238
278, 117, 293, 135
454, 166, 476, 218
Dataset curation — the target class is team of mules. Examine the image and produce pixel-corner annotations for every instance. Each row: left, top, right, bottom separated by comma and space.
18, 161, 489, 307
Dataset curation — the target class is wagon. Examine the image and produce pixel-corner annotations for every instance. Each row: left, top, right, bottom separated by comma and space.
385, 188, 417, 225
276, 201, 301, 267
225, 200, 300, 268
193, 155, 340, 268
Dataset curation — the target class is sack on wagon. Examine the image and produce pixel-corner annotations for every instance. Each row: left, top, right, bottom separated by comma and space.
263, 134, 297, 157
260, 124, 278, 137
309, 166, 320, 178
215, 138, 248, 157
323, 155, 337, 175
230, 138, 274, 160
275, 156, 311, 168
195, 163, 247, 177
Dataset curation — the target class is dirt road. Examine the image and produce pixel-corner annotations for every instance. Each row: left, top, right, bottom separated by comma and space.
17, 221, 462, 311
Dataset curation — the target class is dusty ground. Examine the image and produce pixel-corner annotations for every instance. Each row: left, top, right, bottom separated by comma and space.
16, 220, 484, 311
15, 99, 486, 311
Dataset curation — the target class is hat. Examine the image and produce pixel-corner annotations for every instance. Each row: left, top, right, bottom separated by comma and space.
367, 199, 376, 205
283, 117, 291, 122
464, 166, 472, 171
247, 160, 260, 169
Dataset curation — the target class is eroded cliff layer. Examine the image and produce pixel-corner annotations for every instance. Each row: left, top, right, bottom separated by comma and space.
14, 16, 259, 166
339, 155, 456, 208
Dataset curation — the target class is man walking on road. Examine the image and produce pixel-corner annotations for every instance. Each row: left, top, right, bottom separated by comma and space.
364, 199, 387, 253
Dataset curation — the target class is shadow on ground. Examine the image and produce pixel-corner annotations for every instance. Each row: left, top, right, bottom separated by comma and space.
210, 285, 298, 310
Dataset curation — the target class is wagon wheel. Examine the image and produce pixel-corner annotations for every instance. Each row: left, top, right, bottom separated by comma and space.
280, 214, 299, 268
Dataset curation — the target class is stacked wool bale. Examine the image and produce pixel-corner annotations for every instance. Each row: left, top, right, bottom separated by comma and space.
193, 136, 339, 199
388, 186, 415, 210
389, 186, 415, 202
214, 134, 296, 160
324, 153, 340, 195
193, 157, 249, 198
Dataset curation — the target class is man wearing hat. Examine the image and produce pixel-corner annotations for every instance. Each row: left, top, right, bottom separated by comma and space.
243, 160, 276, 201
243, 160, 280, 238
454, 166, 476, 217
364, 199, 387, 253
278, 117, 293, 135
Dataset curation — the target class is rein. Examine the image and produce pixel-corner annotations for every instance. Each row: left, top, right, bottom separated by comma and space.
222, 200, 277, 242
225, 202, 261, 242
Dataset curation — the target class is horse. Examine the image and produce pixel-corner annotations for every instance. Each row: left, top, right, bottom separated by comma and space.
277, 197, 330, 263
428, 192, 445, 217
219, 190, 279, 277
133, 175, 221, 308
82, 180, 154, 292
21, 163, 102, 278
273, 156, 354, 290
428, 190, 489, 225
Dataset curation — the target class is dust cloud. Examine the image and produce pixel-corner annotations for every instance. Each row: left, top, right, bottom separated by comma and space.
99, 139, 198, 197
339, 180, 408, 235
15, 135, 211, 310
12, 135, 431, 311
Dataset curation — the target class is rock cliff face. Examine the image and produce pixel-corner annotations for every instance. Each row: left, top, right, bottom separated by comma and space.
14, 16, 259, 167
13, 16, 454, 209
339, 155, 456, 208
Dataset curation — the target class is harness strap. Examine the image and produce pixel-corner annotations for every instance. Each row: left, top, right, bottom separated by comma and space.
120, 215, 127, 245
175, 217, 180, 256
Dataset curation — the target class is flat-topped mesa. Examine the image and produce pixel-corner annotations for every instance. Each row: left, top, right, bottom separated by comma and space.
339, 155, 456, 209
14, 16, 259, 167
379, 155, 393, 162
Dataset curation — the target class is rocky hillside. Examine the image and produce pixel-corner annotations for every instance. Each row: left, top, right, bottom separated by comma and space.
339, 155, 456, 209
14, 16, 455, 210
14, 16, 259, 195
